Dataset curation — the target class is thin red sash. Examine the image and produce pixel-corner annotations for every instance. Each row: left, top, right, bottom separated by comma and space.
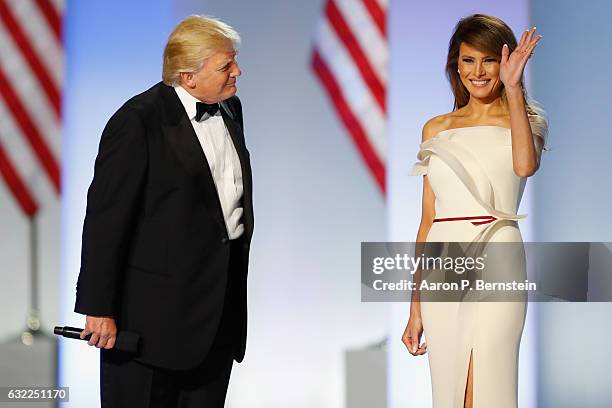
433, 215, 497, 226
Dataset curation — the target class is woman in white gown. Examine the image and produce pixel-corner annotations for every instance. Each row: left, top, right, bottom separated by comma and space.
401, 14, 547, 408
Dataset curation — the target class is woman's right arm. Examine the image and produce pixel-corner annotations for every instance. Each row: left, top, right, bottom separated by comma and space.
410, 118, 438, 316
402, 118, 440, 355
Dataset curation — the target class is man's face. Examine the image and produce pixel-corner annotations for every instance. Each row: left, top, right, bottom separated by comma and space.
181, 50, 241, 103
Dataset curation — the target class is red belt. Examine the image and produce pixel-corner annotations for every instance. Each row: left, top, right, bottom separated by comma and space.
433, 215, 497, 226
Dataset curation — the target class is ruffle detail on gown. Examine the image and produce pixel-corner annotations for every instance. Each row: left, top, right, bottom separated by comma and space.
409, 133, 527, 251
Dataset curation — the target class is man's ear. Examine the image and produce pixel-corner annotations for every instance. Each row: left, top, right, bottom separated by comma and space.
179, 72, 195, 88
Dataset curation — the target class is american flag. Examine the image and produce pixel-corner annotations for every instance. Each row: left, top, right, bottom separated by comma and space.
0, 0, 63, 217
311, 0, 388, 194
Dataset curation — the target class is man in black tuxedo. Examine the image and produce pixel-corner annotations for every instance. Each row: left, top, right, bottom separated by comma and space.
74, 15, 253, 407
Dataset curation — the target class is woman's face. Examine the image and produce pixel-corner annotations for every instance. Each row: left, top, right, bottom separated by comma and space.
457, 42, 504, 101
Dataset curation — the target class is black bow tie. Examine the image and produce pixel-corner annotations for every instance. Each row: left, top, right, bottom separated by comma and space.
195, 102, 220, 121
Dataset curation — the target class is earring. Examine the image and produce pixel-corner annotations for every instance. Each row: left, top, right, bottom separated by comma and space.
457, 69, 460, 74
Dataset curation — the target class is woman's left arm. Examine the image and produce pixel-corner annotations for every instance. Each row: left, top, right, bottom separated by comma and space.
500, 27, 542, 177
506, 87, 539, 176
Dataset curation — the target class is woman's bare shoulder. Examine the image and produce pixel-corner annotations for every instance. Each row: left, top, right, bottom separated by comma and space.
422, 113, 453, 141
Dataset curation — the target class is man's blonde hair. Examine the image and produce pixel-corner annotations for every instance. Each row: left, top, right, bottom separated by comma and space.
162, 15, 240, 86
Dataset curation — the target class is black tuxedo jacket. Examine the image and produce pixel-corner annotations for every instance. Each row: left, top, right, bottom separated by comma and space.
74, 82, 253, 370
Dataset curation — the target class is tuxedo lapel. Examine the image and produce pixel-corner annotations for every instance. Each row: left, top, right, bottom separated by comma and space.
160, 84, 228, 237
220, 101, 248, 167
220, 101, 254, 242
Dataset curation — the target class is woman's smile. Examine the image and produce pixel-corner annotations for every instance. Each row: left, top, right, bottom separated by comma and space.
469, 79, 491, 87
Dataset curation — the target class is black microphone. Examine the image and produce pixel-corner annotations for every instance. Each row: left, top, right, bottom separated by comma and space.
54, 326, 140, 353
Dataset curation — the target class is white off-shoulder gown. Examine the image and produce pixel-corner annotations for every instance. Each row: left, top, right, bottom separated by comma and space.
410, 125, 542, 408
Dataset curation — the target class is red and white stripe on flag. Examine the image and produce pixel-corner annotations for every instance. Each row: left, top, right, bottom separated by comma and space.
311, 0, 388, 194
0, 0, 63, 217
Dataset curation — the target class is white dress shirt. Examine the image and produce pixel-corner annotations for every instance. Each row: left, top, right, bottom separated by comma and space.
174, 85, 244, 239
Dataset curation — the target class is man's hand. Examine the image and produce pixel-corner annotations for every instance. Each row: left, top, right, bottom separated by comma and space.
80, 316, 117, 349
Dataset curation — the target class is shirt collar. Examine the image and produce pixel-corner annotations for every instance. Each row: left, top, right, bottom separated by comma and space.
173, 85, 200, 121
